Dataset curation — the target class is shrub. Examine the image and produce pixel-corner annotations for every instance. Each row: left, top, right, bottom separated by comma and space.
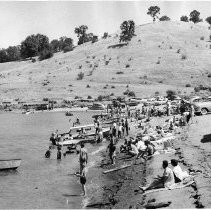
103, 86, 107, 89
43, 98, 49, 101
87, 95, 92, 99
86, 84, 90, 88
116, 71, 124, 74
77, 72, 84, 80
155, 91, 159, 95
166, 90, 176, 100
112, 77, 115, 80
39, 49, 53, 61
200, 36, 204, 40
63, 46, 73, 53
181, 54, 187, 60
92, 56, 95, 59
69, 84, 73, 87
177, 49, 181, 53
186, 84, 191, 87
125, 64, 130, 68
194, 86, 200, 92
78, 65, 82, 69
169, 46, 172, 49
208, 73, 211, 78
123, 89, 135, 97
128, 91, 136, 97
111, 85, 115, 89
156, 60, 160, 64
105, 61, 109, 65
75, 96, 80, 99
31, 58, 36, 63
110, 93, 114, 96
97, 95, 103, 101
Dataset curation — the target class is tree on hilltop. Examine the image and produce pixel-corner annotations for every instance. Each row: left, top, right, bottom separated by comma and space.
119, 20, 135, 42
205, 16, 211, 28
74, 25, 89, 45
180, 16, 189, 22
189, 10, 203, 24
159, 15, 171, 21
50, 39, 60, 52
147, 6, 160, 22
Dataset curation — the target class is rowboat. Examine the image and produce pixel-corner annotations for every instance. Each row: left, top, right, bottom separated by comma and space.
0, 159, 21, 170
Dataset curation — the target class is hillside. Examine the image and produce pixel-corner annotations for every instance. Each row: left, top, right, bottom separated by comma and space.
0, 21, 211, 102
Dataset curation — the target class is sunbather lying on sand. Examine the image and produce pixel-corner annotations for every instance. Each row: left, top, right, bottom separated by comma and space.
139, 160, 175, 192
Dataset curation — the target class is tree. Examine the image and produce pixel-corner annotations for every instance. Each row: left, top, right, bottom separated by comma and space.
20, 34, 50, 59
205, 16, 211, 27
119, 20, 135, 42
147, 6, 160, 22
102, 32, 108, 39
91, 35, 98, 43
0, 49, 9, 63
159, 15, 171, 21
189, 10, 202, 24
50, 39, 60, 52
180, 16, 189, 22
20, 34, 38, 58
74, 25, 89, 45
39, 48, 53, 61
166, 90, 176, 101
6, 46, 20, 61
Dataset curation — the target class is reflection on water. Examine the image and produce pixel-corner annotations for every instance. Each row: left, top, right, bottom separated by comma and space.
0, 111, 99, 209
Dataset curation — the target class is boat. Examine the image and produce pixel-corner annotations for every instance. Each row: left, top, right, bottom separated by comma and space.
89, 103, 105, 110
65, 111, 73, 116
0, 159, 21, 171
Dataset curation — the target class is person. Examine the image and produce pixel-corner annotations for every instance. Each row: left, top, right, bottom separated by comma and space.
118, 123, 122, 139
128, 141, 139, 157
57, 146, 62, 160
79, 142, 88, 174
107, 140, 116, 165
112, 122, 117, 137
75, 167, 87, 196
45, 146, 52, 158
139, 160, 175, 191
125, 118, 129, 136
50, 133, 56, 146
135, 139, 147, 164
170, 159, 191, 183
143, 140, 155, 159
190, 104, 195, 124
109, 126, 113, 140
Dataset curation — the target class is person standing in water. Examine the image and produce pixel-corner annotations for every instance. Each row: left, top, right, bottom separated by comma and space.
75, 167, 87, 196
79, 142, 88, 174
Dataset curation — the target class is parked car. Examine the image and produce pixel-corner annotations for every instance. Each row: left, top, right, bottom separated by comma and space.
193, 98, 211, 115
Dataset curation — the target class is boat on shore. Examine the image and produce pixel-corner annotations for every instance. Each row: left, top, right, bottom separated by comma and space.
0, 159, 21, 171
65, 111, 73, 116
89, 103, 105, 111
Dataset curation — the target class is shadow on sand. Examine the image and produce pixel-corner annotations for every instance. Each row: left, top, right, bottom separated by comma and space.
201, 134, 211, 143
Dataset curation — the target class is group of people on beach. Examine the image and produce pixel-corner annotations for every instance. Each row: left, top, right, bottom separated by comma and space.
45, 96, 197, 196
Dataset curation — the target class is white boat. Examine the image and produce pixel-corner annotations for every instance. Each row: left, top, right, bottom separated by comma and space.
0, 159, 21, 170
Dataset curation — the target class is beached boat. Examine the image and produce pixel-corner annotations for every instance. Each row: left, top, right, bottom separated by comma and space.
65, 111, 73, 116
89, 103, 105, 110
0, 159, 21, 170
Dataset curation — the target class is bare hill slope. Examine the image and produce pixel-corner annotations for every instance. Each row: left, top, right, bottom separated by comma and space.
0, 21, 211, 102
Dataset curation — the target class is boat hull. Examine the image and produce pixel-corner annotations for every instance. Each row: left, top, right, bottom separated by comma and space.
0, 159, 21, 171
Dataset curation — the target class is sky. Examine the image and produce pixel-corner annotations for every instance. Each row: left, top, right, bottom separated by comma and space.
0, 1, 211, 48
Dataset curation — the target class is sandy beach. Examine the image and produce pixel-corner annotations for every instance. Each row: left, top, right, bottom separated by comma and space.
83, 115, 211, 209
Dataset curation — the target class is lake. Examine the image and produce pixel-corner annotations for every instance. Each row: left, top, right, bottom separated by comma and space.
0, 111, 104, 209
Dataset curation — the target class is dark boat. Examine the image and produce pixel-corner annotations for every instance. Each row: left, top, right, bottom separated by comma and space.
65, 111, 73, 116
0, 159, 21, 171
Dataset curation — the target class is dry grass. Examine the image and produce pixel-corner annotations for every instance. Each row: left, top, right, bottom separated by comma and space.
0, 21, 210, 101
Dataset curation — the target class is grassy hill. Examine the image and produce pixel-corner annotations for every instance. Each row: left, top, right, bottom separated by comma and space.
0, 21, 211, 102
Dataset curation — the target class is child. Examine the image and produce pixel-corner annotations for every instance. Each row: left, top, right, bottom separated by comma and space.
75, 168, 86, 196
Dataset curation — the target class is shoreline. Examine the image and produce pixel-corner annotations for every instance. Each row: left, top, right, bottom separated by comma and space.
84, 115, 210, 209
